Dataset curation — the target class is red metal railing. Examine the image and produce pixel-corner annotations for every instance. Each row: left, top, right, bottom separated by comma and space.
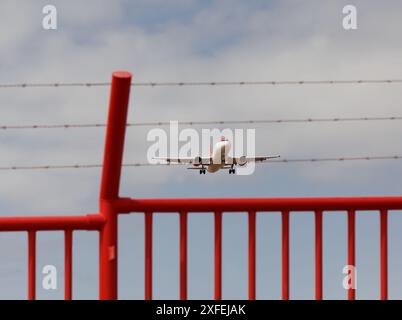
116, 197, 402, 300
0, 214, 104, 299
0, 71, 401, 300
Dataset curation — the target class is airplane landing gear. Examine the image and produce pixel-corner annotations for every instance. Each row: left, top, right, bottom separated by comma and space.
199, 168, 206, 174
229, 166, 236, 174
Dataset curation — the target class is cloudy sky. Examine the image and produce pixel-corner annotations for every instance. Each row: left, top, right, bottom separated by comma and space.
1, 0, 402, 300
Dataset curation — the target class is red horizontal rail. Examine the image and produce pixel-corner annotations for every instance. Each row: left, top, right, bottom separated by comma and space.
0, 214, 104, 231
115, 197, 402, 213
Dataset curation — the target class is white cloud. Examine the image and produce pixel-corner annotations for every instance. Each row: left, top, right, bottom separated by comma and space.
0, 0, 402, 210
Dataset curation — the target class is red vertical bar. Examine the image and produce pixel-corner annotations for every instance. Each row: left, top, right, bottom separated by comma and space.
315, 210, 323, 300
380, 209, 388, 300
28, 230, 36, 300
65, 230, 73, 300
248, 211, 256, 300
348, 210, 356, 300
180, 212, 188, 300
99, 203, 118, 300
282, 211, 289, 300
214, 211, 222, 300
99, 71, 132, 200
99, 71, 132, 300
145, 212, 153, 300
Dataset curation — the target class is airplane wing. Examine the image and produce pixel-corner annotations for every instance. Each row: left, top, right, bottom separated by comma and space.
232, 155, 280, 164
245, 155, 281, 162
153, 156, 211, 164
152, 155, 279, 165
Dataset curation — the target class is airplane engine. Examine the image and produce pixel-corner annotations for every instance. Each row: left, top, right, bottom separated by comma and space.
238, 156, 247, 166
193, 156, 202, 166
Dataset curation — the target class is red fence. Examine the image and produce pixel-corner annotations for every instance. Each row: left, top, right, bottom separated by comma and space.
0, 71, 401, 300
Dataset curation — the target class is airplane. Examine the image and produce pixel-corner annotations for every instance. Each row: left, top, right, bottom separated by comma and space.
153, 136, 280, 174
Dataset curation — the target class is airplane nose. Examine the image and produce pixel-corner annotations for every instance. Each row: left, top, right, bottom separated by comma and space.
223, 140, 231, 151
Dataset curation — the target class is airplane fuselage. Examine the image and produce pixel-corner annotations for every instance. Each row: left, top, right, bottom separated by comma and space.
207, 140, 231, 173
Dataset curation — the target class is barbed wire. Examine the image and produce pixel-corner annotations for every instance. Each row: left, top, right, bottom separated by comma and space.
1, 79, 402, 89
2, 116, 402, 130
0, 155, 401, 171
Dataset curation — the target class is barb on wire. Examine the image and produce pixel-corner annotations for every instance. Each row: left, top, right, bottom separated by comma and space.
0, 155, 401, 171
1, 116, 402, 130
1, 79, 402, 89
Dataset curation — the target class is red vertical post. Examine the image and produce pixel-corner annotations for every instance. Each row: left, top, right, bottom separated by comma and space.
315, 210, 323, 300
248, 211, 256, 300
145, 212, 153, 300
347, 210, 356, 300
64, 230, 73, 300
282, 211, 290, 300
99, 71, 132, 200
380, 209, 388, 300
214, 211, 222, 300
28, 230, 36, 300
99, 71, 132, 300
180, 212, 188, 300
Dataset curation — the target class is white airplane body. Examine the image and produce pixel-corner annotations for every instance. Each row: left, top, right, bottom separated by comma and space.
154, 137, 280, 174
